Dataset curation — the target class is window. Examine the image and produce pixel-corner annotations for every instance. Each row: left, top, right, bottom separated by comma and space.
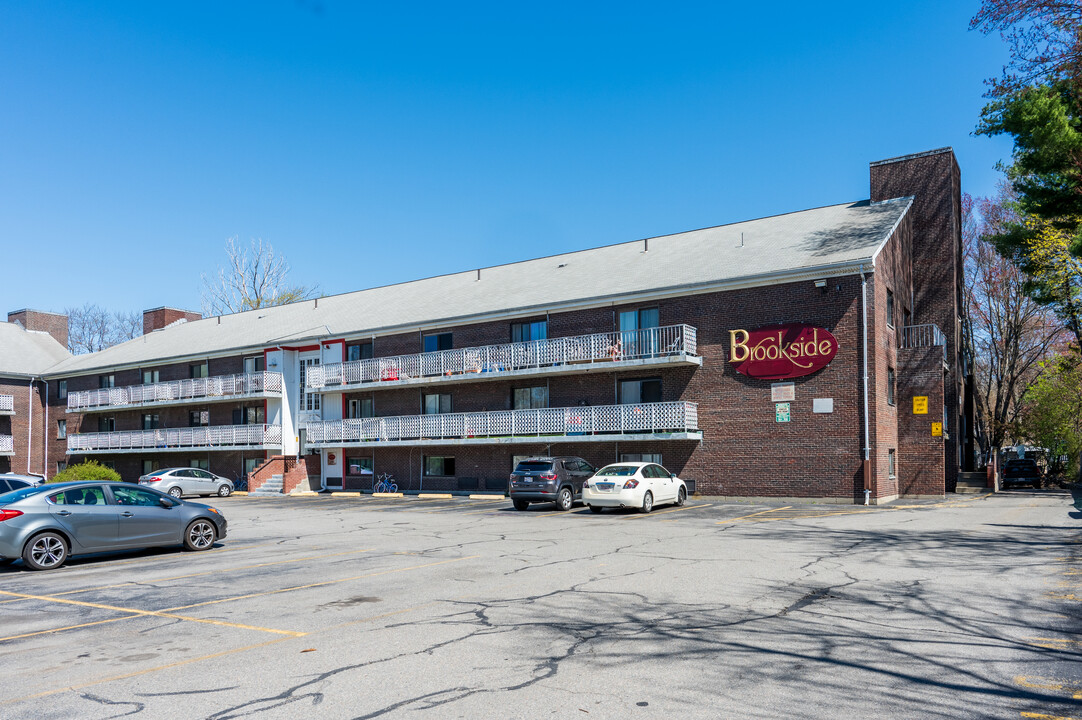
57, 380, 67, 400
142, 369, 160, 385
142, 414, 160, 430
511, 321, 547, 343
98, 416, 115, 433
233, 406, 265, 425
619, 308, 660, 356
347, 343, 374, 362
886, 289, 895, 327
244, 356, 264, 374
888, 449, 897, 479
424, 456, 455, 476
51, 486, 106, 505
300, 357, 320, 412
621, 453, 662, 464
190, 362, 209, 379
99, 374, 115, 389
142, 459, 161, 475
243, 457, 262, 477
57, 461, 67, 474
423, 332, 452, 353
347, 457, 374, 476
113, 486, 165, 507
423, 392, 452, 415
57, 420, 66, 440
190, 410, 209, 427
619, 308, 659, 332
887, 367, 896, 406
191, 458, 210, 471
348, 398, 374, 419
618, 378, 662, 404
513, 386, 548, 410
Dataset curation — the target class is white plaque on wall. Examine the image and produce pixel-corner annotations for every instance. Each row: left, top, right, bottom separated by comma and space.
771, 382, 795, 402
812, 398, 834, 414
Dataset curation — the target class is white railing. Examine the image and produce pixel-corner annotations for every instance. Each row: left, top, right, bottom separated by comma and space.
67, 372, 284, 411
308, 325, 698, 389
0, 435, 12, 453
900, 324, 947, 361
67, 424, 283, 453
0, 395, 12, 413
304, 402, 699, 445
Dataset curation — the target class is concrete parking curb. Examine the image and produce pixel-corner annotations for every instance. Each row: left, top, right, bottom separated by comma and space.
469, 494, 505, 500
291, 491, 319, 497
232, 491, 248, 496
418, 493, 453, 499
331, 491, 361, 497
373, 492, 404, 498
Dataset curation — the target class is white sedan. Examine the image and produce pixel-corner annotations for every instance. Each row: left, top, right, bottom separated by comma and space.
582, 462, 688, 513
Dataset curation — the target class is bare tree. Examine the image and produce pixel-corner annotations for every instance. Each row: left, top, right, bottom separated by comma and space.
65, 304, 142, 355
201, 236, 318, 316
962, 189, 1067, 456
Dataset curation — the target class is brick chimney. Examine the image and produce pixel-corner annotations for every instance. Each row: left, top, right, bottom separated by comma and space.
143, 307, 202, 334
7, 309, 69, 349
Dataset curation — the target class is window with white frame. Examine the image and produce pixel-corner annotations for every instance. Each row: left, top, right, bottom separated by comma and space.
244, 356, 264, 374
57, 419, 66, 439
57, 380, 67, 399
423, 392, 452, 415
300, 357, 321, 412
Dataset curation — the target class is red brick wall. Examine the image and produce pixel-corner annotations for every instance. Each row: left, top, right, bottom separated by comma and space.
897, 346, 947, 495
143, 308, 201, 335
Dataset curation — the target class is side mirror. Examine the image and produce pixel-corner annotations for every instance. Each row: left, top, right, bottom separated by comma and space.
159, 497, 174, 508
670, 473, 676, 479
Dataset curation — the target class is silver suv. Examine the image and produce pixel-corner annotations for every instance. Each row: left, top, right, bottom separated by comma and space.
509, 456, 597, 511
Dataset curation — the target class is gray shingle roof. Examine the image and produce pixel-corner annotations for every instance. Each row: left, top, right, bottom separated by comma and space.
44, 197, 911, 376
0, 322, 72, 377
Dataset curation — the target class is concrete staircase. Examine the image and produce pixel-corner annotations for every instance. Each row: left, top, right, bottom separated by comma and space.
955, 471, 990, 494
249, 474, 284, 496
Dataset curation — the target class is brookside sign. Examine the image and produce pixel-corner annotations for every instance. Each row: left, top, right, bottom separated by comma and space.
729, 324, 839, 380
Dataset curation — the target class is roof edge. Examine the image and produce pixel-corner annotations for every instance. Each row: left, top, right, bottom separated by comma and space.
869, 147, 954, 167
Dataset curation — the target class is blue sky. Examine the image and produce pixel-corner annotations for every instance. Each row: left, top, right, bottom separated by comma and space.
1, 1, 1013, 317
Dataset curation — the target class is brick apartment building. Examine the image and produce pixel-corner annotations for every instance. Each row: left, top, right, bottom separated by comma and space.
9, 148, 974, 503
0, 311, 73, 479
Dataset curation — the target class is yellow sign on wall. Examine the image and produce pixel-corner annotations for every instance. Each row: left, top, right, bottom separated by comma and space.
913, 396, 929, 414
931, 422, 942, 437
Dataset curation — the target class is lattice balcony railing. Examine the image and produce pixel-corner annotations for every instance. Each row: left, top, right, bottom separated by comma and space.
67, 424, 283, 453
67, 372, 284, 411
0, 395, 12, 414
304, 401, 699, 445
0, 435, 12, 453
308, 325, 698, 389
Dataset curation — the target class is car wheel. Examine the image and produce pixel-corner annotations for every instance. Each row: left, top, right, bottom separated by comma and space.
512, 499, 529, 511
217, 484, 232, 497
588, 505, 603, 514
640, 491, 654, 514
184, 520, 217, 551
555, 487, 574, 511
675, 486, 687, 506
168, 487, 183, 499
23, 532, 68, 571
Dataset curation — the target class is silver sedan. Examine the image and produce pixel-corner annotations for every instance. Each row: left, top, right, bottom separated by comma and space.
138, 467, 234, 499
0, 481, 228, 570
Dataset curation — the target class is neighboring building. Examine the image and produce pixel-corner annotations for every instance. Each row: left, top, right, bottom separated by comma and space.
23, 148, 973, 503
0, 311, 73, 478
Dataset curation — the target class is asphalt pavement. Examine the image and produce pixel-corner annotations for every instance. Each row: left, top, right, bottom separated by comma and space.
0, 489, 1079, 719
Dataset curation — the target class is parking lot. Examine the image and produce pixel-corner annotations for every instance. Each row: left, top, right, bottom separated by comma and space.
0, 489, 1079, 719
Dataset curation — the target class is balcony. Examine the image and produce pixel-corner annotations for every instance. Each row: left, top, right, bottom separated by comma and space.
304, 401, 700, 448
67, 424, 283, 455
307, 325, 700, 393
899, 324, 947, 363
0, 395, 12, 416
0, 434, 12, 456
66, 372, 284, 413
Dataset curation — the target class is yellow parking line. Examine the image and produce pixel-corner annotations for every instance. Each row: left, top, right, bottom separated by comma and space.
1, 636, 294, 706
0, 591, 305, 641
163, 555, 480, 612
1, 548, 376, 603
1015, 676, 1082, 699
717, 506, 792, 524
626, 503, 713, 519
1021, 713, 1079, 720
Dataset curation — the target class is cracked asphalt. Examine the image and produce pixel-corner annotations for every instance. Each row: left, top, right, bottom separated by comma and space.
0, 489, 1080, 719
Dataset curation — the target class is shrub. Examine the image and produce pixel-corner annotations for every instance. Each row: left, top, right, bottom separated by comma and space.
50, 460, 122, 484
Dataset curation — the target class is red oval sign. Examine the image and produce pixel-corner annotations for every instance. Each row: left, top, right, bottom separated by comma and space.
729, 324, 839, 380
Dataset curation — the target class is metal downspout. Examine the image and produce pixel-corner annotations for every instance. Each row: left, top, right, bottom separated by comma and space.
861, 265, 871, 505
26, 378, 33, 474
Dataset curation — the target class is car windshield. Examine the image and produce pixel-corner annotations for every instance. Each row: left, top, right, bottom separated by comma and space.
595, 465, 639, 477
0, 485, 50, 504
514, 462, 553, 472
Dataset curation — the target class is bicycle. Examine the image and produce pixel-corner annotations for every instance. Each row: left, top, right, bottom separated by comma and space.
373, 473, 398, 493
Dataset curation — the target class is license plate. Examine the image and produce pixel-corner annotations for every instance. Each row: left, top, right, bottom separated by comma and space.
596, 482, 615, 491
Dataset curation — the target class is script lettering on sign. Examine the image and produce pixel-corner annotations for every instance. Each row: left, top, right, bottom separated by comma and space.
729, 324, 839, 380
